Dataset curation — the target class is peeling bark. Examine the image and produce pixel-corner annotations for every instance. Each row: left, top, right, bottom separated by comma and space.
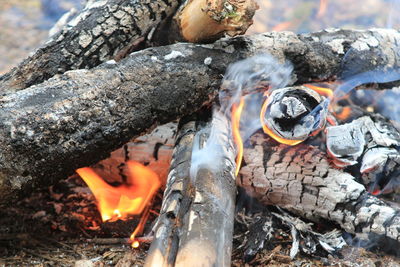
0, 0, 181, 93
1, 29, 400, 205
238, 133, 400, 243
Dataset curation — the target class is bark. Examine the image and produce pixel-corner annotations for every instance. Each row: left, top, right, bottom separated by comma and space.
145, 112, 236, 267
161, 0, 258, 43
238, 133, 400, 243
1, 29, 400, 205
0, 0, 180, 94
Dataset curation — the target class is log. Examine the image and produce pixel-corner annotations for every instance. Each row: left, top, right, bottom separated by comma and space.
261, 85, 327, 145
145, 111, 236, 267
238, 133, 400, 243
0, 0, 180, 93
2, 29, 400, 205
326, 115, 400, 192
162, 0, 259, 43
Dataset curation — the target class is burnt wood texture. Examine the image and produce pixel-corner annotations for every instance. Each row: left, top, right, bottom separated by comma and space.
0, 0, 181, 93
238, 133, 400, 244
1, 29, 400, 205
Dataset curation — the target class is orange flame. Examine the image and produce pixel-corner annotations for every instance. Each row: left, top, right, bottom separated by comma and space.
259, 93, 303, 146
76, 160, 161, 248
317, 0, 328, 18
272, 21, 293, 31
334, 106, 352, 121
232, 97, 245, 176
304, 84, 333, 99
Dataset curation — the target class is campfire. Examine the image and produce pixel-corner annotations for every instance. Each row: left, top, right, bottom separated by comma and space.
1, 0, 400, 266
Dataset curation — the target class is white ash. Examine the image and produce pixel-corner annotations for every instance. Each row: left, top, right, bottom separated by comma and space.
164, 50, 185, 60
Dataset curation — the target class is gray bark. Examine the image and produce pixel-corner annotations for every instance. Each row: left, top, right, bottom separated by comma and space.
1, 29, 400, 205
145, 113, 236, 267
0, 0, 180, 93
238, 133, 400, 243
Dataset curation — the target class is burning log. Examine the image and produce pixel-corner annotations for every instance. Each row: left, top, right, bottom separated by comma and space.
0, 0, 180, 93
2, 29, 400, 205
146, 112, 236, 267
238, 133, 400, 244
260, 86, 327, 145
326, 115, 400, 192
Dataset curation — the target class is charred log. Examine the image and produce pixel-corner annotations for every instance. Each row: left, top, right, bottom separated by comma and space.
327, 115, 400, 192
261, 86, 327, 144
145, 112, 236, 267
238, 133, 400, 244
0, 0, 180, 93
2, 29, 400, 205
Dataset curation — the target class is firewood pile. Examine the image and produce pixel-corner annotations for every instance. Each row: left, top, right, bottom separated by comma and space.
1, 0, 400, 266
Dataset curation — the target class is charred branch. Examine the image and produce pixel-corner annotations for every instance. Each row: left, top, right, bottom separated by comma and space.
1, 29, 400, 205
0, 0, 180, 93
238, 133, 400, 244
145, 112, 236, 267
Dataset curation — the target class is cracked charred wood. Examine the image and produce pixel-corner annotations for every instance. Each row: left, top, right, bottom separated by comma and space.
238, 133, 400, 244
261, 86, 327, 144
0, 0, 180, 94
2, 28, 400, 205
3, 27, 400, 95
145, 112, 236, 267
91, 122, 176, 185
159, 0, 258, 44
326, 115, 400, 192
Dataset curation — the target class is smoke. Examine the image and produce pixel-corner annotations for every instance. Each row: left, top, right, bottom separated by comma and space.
219, 54, 293, 112
387, 0, 400, 28
190, 54, 293, 181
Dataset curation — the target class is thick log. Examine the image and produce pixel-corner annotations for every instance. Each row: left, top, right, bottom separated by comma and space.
0, 0, 180, 93
2, 29, 400, 205
145, 112, 236, 267
238, 133, 400, 243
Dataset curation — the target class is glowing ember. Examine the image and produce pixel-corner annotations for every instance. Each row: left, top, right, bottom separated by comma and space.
76, 160, 161, 248
232, 97, 245, 176
334, 106, 352, 121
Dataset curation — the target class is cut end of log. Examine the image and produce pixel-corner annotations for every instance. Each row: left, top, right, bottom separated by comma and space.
262, 86, 327, 142
177, 0, 259, 43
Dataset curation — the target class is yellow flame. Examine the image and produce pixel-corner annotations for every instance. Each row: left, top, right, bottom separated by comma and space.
304, 84, 333, 99
259, 94, 303, 146
76, 160, 161, 249
231, 97, 245, 176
